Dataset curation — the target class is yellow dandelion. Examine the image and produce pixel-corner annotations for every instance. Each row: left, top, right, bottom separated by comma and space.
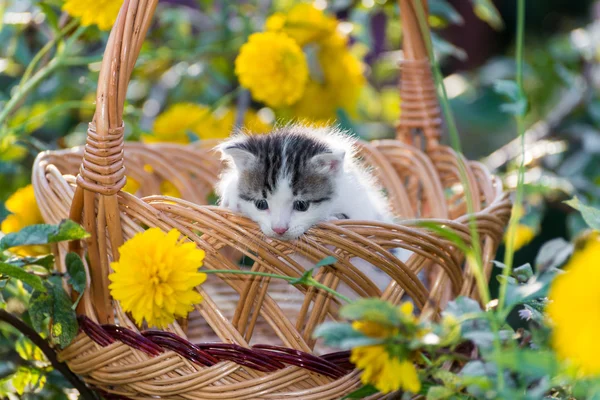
235, 32, 308, 108
265, 3, 337, 47
62, 0, 123, 31
1, 185, 49, 256
109, 228, 206, 328
350, 345, 421, 394
505, 224, 536, 251
547, 231, 600, 376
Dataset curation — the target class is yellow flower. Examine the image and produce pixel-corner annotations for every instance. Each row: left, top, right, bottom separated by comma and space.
235, 32, 308, 108
265, 3, 337, 47
146, 103, 232, 144
505, 224, 536, 251
352, 320, 399, 339
160, 181, 181, 198
350, 345, 421, 394
1, 185, 49, 256
63, 0, 123, 31
146, 104, 272, 144
122, 177, 141, 195
108, 228, 206, 328
547, 231, 600, 376
292, 41, 365, 122
291, 81, 338, 123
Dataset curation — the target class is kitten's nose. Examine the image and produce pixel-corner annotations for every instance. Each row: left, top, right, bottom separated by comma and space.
272, 226, 289, 235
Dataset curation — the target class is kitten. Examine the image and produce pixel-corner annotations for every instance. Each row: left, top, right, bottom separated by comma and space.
216, 124, 413, 291
216, 124, 396, 240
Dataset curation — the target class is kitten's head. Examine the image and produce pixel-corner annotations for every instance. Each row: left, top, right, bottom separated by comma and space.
218, 127, 346, 240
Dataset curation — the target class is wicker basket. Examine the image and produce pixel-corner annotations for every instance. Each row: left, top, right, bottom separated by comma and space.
32, 0, 511, 398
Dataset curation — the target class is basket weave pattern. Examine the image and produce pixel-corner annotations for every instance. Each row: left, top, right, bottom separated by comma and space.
32, 0, 511, 398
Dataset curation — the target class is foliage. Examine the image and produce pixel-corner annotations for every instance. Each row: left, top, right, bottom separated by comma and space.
0, 220, 88, 397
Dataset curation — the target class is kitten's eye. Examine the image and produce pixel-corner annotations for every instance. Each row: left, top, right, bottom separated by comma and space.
293, 200, 310, 212
254, 199, 268, 210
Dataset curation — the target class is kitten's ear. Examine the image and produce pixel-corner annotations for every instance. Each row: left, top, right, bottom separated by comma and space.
310, 151, 345, 174
220, 145, 256, 170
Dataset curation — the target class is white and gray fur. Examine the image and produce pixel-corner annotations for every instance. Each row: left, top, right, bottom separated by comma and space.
216, 124, 412, 290
217, 124, 395, 239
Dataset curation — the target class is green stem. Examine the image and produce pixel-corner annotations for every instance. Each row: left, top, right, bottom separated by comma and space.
19, 19, 79, 89
0, 24, 88, 130
413, 1, 502, 390
413, 1, 488, 305
10, 101, 95, 135
0, 58, 60, 130
203, 269, 352, 303
497, 0, 526, 315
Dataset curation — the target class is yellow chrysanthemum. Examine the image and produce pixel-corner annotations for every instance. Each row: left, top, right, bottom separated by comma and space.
122, 177, 141, 195
352, 320, 399, 338
160, 181, 181, 198
291, 81, 338, 123
318, 44, 365, 109
350, 345, 421, 394
504, 224, 536, 251
146, 104, 271, 144
109, 228, 206, 328
1, 185, 49, 256
220, 109, 273, 134
62, 0, 123, 31
145, 103, 232, 144
292, 40, 365, 122
547, 231, 600, 376
265, 3, 337, 47
235, 32, 308, 108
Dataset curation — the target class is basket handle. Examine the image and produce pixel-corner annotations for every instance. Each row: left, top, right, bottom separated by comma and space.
70, 0, 159, 323
396, 0, 443, 150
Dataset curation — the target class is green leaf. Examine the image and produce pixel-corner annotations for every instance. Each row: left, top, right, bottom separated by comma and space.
565, 197, 600, 230
0, 219, 89, 251
535, 238, 573, 271
504, 268, 562, 312
11, 366, 46, 395
0, 262, 46, 292
29, 280, 78, 348
429, 0, 464, 25
340, 298, 402, 326
15, 336, 46, 362
493, 80, 528, 117
512, 263, 533, 283
427, 386, 456, 400
65, 253, 86, 308
342, 385, 379, 399
417, 221, 470, 255
470, 0, 504, 30
488, 349, 557, 378
313, 322, 381, 349
289, 269, 313, 285
7, 254, 55, 270
38, 2, 60, 32
315, 256, 337, 268
432, 32, 467, 61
